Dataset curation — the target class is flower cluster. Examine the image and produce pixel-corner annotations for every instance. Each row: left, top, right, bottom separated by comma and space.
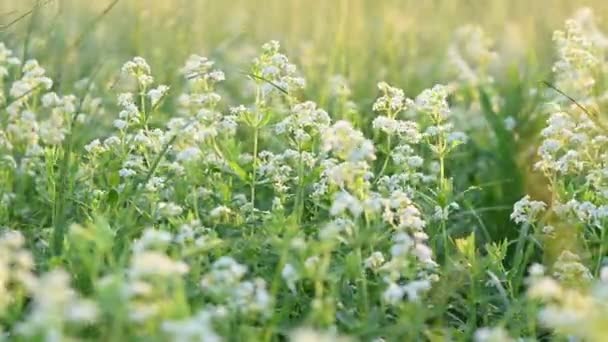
448, 24, 498, 86
4, 6, 608, 339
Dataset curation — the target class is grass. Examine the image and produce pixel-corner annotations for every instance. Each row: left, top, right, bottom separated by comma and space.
1, 1, 608, 341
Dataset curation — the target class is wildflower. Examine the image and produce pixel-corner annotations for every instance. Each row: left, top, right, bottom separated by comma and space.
122, 56, 154, 87
553, 250, 593, 285
402, 280, 432, 301
510, 195, 546, 224
364, 251, 385, 270
540, 225, 554, 237
290, 327, 350, 342
322, 120, 375, 162
252, 40, 305, 96
119, 168, 136, 178
329, 75, 352, 98
448, 25, 498, 85
10, 60, 53, 99
503, 116, 516, 130
41, 92, 60, 107
16, 269, 98, 340
528, 277, 562, 301
415, 84, 451, 121
133, 228, 173, 252
275, 101, 331, 145
282, 264, 300, 293
157, 202, 183, 218
147, 84, 169, 107
474, 326, 514, 342
84, 139, 104, 154
382, 282, 405, 305
210, 205, 232, 219
600, 267, 608, 283
201, 257, 247, 289
112, 118, 127, 130
162, 309, 222, 342
181, 54, 224, 84
372, 116, 421, 142
373, 82, 406, 113
232, 278, 272, 315
130, 251, 189, 278
176, 146, 201, 162
330, 190, 363, 217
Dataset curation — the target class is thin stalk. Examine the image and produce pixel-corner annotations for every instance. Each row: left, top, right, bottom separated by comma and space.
20, 0, 41, 75
375, 134, 392, 183
438, 151, 450, 256
250, 86, 262, 209
595, 225, 607, 275
52, 74, 99, 255
511, 223, 534, 293
140, 84, 148, 130
68, 0, 121, 50
355, 229, 369, 318
0, 0, 50, 31
262, 246, 289, 341
467, 268, 478, 335
250, 125, 259, 208
294, 144, 305, 222
52, 114, 76, 255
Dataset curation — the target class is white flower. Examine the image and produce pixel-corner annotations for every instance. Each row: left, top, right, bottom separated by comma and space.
373, 82, 406, 113
330, 191, 363, 217
322, 120, 376, 162
474, 326, 514, 342
527, 277, 562, 300
210, 205, 231, 219
364, 251, 385, 270
600, 266, 608, 282
281, 264, 299, 293
130, 251, 189, 278
157, 202, 183, 218
113, 119, 128, 130
41, 92, 60, 107
176, 146, 201, 162
122, 56, 152, 79
382, 282, 405, 305
162, 309, 221, 342
119, 168, 136, 178
290, 327, 348, 342
528, 263, 545, 277
84, 139, 104, 153
147, 85, 169, 107
503, 116, 516, 130
510, 195, 546, 224
402, 280, 431, 301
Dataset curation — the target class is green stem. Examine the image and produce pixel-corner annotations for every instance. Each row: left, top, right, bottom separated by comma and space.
467, 269, 478, 335
511, 223, 535, 293
355, 245, 369, 318
52, 110, 79, 255
358, 214, 372, 317
596, 225, 607, 275
262, 247, 289, 341
250, 125, 259, 209
375, 135, 392, 183
438, 152, 450, 256
294, 145, 305, 222
140, 84, 148, 130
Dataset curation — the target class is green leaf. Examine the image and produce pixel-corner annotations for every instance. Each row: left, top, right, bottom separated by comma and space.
107, 188, 119, 206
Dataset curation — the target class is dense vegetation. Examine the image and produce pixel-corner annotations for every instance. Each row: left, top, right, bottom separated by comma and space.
1, 1, 608, 341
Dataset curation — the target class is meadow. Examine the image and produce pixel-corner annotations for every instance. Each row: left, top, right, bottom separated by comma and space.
1, 0, 608, 341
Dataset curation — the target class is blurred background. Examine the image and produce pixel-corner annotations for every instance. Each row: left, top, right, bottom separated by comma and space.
2, 0, 608, 96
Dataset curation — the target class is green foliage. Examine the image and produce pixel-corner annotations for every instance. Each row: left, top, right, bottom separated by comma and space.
1, 2, 608, 341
